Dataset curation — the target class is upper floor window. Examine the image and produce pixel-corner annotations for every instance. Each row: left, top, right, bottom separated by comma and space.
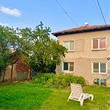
63, 41, 74, 51
92, 62, 107, 74
92, 38, 106, 50
63, 62, 74, 72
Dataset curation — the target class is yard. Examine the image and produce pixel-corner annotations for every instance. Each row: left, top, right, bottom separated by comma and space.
0, 82, 110, 110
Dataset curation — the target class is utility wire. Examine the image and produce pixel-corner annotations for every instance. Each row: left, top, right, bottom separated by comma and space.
96, 0, 106, 24
55, 0, 79, 27
94, 0, 104, 23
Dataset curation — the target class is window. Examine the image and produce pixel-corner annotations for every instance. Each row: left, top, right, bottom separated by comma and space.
63, 62, 74, 71
92, 38, 106, 50
93, 39, 98, 49
64, 41, 74, 51
93, 63, 107, 73
64, 62, 68, 70
93, 63, 99, 72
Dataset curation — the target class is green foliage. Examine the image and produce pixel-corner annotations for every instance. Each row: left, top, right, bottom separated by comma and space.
32, 73, 86, 88
72, 76, 86, 86
0, 25, 19, 76
19, 22, 67, 73
0, 22, 67, 75
32, 73, 55, 84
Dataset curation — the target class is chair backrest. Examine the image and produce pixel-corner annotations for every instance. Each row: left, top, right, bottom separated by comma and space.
70, 83, 83, 100
100, 79, 106, 86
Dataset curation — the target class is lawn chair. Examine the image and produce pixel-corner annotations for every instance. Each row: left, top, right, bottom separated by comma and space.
68, 83, 93, 106
93, 78, 100, 85
100, 79, 106, 86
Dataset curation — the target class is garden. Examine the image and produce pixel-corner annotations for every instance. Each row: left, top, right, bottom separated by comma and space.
0, 74, 110, 110
0, 22, 110, 110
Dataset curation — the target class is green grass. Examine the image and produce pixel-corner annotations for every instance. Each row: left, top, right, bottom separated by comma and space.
0, 83, 110, 110
40, 85, 110, 110
0, 82, 52, 110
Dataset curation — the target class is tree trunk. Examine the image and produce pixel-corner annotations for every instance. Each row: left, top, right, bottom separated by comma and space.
10, 64, 13, 82
30, 68, 32, 79
2, 70, 6, 82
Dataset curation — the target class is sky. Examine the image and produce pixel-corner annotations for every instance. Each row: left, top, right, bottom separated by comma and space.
0, 0, 110, 39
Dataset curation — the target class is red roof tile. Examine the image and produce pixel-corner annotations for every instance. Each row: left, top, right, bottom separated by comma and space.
52, 24, 110, 37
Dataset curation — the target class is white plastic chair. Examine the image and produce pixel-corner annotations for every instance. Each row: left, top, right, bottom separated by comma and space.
68, 83, 93, 106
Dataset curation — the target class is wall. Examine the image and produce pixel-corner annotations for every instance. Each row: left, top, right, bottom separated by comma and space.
0, 59, 30, 82
16, 59, 30, 81
56, 30, 110, 86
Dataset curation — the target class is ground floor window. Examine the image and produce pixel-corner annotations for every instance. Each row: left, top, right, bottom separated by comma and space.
92, 62, 107, 74
63, 62, 74, 72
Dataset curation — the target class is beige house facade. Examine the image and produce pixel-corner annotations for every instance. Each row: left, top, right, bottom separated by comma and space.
52, 24, 110, 87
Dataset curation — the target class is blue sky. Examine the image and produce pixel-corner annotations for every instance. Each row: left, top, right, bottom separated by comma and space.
0, 0, 109, 38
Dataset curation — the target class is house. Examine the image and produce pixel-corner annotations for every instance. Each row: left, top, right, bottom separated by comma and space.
52, 24, 110, 86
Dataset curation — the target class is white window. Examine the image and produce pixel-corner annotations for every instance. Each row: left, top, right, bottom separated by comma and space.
63, 62, 74, 72
92, 38, 106, 50
64, 41, 74, 51
92, 63, 107, 74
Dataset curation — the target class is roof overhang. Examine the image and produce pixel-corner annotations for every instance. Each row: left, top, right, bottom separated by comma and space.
52, 24, 110, 37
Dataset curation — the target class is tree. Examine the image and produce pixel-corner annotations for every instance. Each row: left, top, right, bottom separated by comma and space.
19, 22, 67, 73
0, 22, 66, 79
0, 25, 19, 81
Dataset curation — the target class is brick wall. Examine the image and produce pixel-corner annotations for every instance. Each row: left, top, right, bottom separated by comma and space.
16, 59, 29, 73
0, 56, 30, 82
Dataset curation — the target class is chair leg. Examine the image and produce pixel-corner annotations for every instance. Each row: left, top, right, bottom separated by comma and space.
90, 95, 93, 101
80, 99, 84, 106
89, 94, 93, 101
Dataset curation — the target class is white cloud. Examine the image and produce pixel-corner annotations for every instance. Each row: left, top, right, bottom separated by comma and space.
0, 6, 21, 17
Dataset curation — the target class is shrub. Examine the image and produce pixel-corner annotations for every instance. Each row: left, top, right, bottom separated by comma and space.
32, 73, 55, 84
32, 73, 86, 88
72, 76, 86, 86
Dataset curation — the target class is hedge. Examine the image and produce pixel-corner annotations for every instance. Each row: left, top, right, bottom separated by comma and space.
32, 73, 86, 88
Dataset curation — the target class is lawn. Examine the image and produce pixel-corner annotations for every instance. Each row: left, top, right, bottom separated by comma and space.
0, 82, 52, 110
0, 82, 110, 110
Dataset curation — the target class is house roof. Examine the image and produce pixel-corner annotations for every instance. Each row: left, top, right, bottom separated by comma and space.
52, 24, 110, 37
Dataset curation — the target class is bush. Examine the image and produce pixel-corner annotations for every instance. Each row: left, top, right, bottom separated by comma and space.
32, 73, 86, 88
72, 76, 86, 86
32, 73, 55, 84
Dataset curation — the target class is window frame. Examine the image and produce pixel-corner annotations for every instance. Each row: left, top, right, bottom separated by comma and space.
92, 37, 106, 50
92, 62, 107, 74
62, 62, 74, 73
63, 41, 75, 51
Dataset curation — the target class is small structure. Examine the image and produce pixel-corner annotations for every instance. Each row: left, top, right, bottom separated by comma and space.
0, 51, 31, 82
